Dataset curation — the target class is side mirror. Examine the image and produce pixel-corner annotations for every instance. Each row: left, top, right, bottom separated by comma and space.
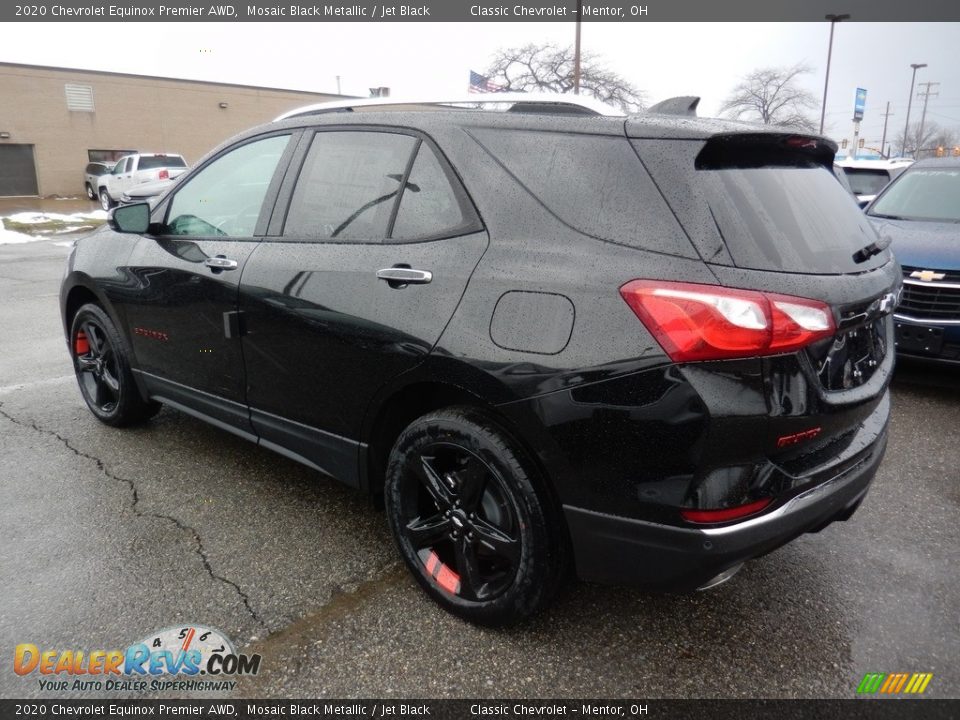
109, 203, 150, 234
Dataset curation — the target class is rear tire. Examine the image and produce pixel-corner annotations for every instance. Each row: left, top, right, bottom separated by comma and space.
385, 407, 562, 626
69, 303, 161, 427
99, 188, 114, 211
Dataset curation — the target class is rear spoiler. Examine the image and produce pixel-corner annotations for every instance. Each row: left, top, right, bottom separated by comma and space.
696, 133, 837, 170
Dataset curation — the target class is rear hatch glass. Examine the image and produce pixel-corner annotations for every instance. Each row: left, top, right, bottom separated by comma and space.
631, 134, 889, 275
138, 155, 187, 170
842, 168, 891, 197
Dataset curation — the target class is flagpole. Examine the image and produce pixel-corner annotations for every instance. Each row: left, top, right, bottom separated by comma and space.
573, 0, 582, 94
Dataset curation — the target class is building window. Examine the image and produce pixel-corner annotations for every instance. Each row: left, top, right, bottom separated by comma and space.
65, 84, 95, 112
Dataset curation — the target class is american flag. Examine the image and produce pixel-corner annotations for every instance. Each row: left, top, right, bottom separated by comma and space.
468, 70, 505, 94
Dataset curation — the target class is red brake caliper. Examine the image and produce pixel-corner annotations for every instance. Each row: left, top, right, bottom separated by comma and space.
74, 331, 90, 355
422, 549, 462, 595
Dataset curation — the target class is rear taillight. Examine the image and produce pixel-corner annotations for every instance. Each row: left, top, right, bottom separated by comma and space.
158, 169, 169, 180
619, 280, 835, 362
681, 498, 772, 524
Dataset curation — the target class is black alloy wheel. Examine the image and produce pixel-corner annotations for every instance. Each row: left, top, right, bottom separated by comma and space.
385, 407, 563, 626
70, 303, 160, 427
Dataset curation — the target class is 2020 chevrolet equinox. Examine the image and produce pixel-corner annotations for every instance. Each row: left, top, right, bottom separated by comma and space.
60, 94, 898, 625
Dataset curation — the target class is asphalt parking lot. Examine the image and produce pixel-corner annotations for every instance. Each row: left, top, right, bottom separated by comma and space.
1, 226, 958, 700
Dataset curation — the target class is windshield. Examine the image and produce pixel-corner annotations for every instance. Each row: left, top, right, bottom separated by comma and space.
842, 168, 891, 197
868, 167, 960, 222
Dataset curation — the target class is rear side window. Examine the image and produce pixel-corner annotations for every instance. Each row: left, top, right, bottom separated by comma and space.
467, 128, 695, 258
391, 143, 479, 241
139, 155, 187, 170
284, 131, 416, 241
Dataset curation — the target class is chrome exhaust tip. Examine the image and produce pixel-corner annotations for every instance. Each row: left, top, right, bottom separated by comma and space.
696, 563, 744, 591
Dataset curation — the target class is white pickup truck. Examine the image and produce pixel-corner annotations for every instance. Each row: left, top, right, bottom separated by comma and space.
97, 153, 188, 210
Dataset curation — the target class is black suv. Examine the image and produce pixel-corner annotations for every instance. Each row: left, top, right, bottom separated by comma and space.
60, 96, 898, 625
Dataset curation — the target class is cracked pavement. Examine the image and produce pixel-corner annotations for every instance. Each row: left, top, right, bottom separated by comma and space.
1, 234, 958, 699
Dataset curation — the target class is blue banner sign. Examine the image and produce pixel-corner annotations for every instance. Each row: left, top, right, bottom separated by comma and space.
854, 87, 867, 122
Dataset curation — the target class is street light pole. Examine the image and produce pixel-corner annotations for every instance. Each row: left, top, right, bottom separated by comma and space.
573, 0, 583, 94
901, 62, 927, 157
819, 13, 850, 135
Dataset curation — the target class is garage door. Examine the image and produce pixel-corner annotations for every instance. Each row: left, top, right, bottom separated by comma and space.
0, 144, 39, 196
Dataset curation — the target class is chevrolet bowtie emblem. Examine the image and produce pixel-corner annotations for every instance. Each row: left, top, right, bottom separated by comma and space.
910, 270, 946, 282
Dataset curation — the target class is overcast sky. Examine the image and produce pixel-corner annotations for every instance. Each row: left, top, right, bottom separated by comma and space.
2, 22, 958, 152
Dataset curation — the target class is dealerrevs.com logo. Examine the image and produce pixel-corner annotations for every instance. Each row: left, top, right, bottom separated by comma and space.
14, 625, 261, 693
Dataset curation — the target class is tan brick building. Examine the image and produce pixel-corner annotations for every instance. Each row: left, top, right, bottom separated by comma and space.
0, 62, 347, 196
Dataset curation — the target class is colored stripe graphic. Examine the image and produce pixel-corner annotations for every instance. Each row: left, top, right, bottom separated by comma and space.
857, 673, 885, 694
857, 672, 933, 695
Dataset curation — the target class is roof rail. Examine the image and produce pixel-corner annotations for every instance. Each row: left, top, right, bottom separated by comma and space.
274, 92, 623, 122
647, 96, 701, 117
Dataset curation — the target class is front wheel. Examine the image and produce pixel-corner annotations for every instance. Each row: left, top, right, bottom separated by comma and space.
385, 407, 563, 626
85, 183, 95, 200
70, 303, 161, 427
99, 188, 114, 211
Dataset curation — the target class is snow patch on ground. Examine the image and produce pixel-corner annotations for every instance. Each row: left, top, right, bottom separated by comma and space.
0, 225, 36, 244
6, 210, 108, 224
1, 209, 107, 244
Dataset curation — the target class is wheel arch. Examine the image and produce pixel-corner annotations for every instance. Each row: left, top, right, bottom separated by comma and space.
62, 278, 116, 336
360, 363, 572, 546
62, 277, 150, 402
362, 378, 492, 500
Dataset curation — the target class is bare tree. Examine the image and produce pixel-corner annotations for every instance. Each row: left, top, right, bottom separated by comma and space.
896, 121, 955, 159
927, 124, 960, 158
486, 43, 645, 113
720, 64, 818, 131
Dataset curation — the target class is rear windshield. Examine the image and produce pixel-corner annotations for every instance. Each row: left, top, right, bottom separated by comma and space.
700, 165, 887, 273
138, 155, 187, 170
633, 138, 888, 275
868, 167, 960, 222
842, 168, 891, 197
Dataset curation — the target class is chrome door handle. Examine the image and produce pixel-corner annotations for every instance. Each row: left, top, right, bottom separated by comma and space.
204, 257, 238, 271
376, 268, 432, 284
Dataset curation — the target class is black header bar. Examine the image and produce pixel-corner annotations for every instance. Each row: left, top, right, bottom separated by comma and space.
1, 699, 958, 719
4, 0, 960, 22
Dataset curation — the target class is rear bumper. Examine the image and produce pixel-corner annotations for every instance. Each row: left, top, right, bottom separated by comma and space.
564, 427, 886, 590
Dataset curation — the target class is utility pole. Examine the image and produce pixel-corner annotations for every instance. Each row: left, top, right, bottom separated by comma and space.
880, 101, 893, 158
573, 0, 583, 94
915, 81, 940, 159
